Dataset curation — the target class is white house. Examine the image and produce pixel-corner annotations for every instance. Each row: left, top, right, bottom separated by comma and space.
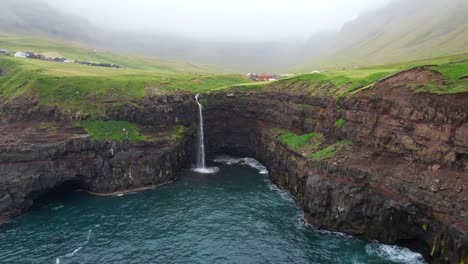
14, 52, 27, 58
311, 70, 321, 74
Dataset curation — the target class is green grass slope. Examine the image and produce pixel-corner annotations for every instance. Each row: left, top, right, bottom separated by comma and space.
0, 35, 251, 117
299, 0, 468, 70
227, 54, 468, 97
76, 120, 148, 141
0, 34, 218, 73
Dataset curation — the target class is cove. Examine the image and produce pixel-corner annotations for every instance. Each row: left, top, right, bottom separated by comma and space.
0, 161, 424, 264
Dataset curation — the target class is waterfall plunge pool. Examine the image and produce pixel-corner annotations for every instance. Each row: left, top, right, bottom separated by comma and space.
0, 158, 425, 264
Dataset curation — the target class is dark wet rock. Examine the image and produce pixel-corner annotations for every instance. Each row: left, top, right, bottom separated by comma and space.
0, 135, 192, 224
1, 93, 198, 127
201, 84, 468, 263
0, 69, 467, 263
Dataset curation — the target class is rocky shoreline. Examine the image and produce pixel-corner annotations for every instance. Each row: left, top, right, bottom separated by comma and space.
202, 69, 467, 263
0, 68, 466, 263
0, 134, 192, 226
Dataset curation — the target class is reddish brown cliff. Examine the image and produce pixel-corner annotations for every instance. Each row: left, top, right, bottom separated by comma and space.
0, 68, 466, 263
202, 68, 467, 263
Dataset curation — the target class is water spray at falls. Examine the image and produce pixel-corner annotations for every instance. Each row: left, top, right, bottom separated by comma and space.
194, 94, 219, 174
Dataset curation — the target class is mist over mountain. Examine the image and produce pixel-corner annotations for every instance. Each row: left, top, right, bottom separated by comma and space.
0, 0, 467, 72
0, 0, 96, 43
97, 31, 309, 73
308, 0, 468, 68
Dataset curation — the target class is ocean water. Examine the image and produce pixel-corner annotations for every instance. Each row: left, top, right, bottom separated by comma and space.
0, 160, 425, 264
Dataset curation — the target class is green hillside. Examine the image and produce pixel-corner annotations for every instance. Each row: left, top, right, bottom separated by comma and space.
300, 0, 468, 70
226, 54, 468, 97
0, 34, 219, 73
0, 35, 251, 117
0, 32, 466, 122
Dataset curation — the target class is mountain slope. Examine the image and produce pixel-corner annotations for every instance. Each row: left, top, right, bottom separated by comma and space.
0, 0, 467, 72
0, 0, 96, 43
310, 0, 468, 68
0, 0, 309, 72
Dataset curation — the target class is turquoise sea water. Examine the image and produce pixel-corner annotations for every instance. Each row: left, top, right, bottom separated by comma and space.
0, 161, 425, 264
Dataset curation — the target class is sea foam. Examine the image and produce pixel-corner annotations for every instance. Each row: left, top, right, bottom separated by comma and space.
212, 155, 268, 174
365, 243, 426, 264
55, 229, 92, 264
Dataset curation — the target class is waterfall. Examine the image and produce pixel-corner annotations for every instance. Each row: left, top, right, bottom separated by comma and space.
194, 94, 219, 174
195, 94, 206, 169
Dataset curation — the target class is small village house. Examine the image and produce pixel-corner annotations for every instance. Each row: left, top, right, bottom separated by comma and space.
14, 52, 27, 58
257, 73, 279, 82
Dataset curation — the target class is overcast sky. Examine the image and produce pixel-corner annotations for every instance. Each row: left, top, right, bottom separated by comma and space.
43, 0, 392, 41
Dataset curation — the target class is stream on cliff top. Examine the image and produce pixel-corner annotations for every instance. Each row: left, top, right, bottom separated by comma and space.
0, 159, 425, 264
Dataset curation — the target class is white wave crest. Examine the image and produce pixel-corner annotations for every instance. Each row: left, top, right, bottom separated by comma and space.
365, 243, 426, 264
55, 229, 92, 264
51, 205, 64, 211
212, 155, 268, 174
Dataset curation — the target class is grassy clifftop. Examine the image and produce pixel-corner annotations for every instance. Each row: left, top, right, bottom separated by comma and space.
0, 34, 252, 117
0, 34, 466, 122
0, 57, 250, 116
224, 54, 468, 97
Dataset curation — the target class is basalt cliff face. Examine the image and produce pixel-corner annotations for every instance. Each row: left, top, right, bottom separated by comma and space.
0, 93, 197, 224
0, 69, 466, 263
202, 69, 467, 263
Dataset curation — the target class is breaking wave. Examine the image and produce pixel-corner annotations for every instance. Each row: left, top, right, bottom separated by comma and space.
55, 229, 92, 264
365, 243, 426, 264
212, 155, 268, 174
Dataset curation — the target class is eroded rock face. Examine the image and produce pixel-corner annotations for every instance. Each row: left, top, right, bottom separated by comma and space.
0, 69, 466, 263
201, 82, 468, 263
0, 135, 191, 225
260, 137, 467, 264
1, 93, 198, 127
0, 93, 198, 225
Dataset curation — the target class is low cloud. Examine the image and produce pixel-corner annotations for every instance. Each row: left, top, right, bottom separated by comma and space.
43, 0, 391, 42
